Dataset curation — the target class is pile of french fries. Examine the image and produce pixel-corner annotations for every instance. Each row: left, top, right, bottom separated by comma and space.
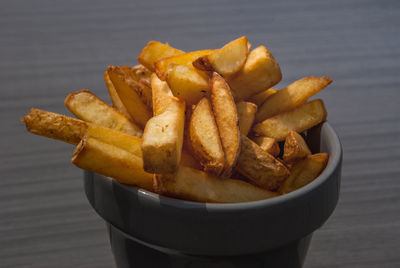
22, 36, 332, 203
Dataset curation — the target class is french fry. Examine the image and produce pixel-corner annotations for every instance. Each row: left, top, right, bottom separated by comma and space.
155, 49, 214, 80
151, 73, 175, 116
21, 109, 142, 157
236, 135, 290, 191
193, 36, 250, 77
189, 98, 225, 176
252, 136, 280, 157
107, 66, 152, 127
141, 98, 185, 174
131, 64, 152, 82
246, 88, 277, 107
236, 101, 257, 136
65, 89, 143, 137
227, 46, 281, 101
154, 166, 278, 203
21, 108, 86, 145
72, 137, 153, 191
210, 72, 241, 177
138, 41, 184, 72
165, 64, 209, 105
279, 153, 329, 194
255, 77, 332, 122
283, 131, 311, 164
104, 71, 133, 120
253, 99, 328, 141
181, 150, 202, 170
137, 79, 153, 109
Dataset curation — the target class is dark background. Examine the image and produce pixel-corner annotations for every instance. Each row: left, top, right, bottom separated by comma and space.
1, 0, 399, 267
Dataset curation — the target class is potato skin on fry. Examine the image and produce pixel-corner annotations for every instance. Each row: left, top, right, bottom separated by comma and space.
189, 98, 225, 176
72, 137, 154, 191
246, 88, 277, 107
65, 89, 143, 137
283, 131, 311, 164
255, 76, 332, 123
228, 46, 281, 101
104, 71, 133, 120
210, 72, 241, 177
154, 166, 277, 203
193, 36, 250, 77
107, 66, 152, 128
279, 153, 329, 194
236, 135, 290, 191
253, 99, 328, 141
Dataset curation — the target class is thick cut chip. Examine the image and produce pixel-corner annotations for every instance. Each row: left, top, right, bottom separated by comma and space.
255, 77, 332, 122
166, 64, 209, 105
136, 79, 153, 109
21, 108, 87, 145
210, 72, 241, 177
138, 41, 184, 71
279, 153, 329, 194
246, 88, 277, 107
283, 131, 311, 164
141, 98, 185, 174
236, 101, 257, 136
155, 49, 214, 80
72, 137, 153, 191
189, 98, 225, 176
193, 36, 250, 77
227, 46, 282, 101
252, 136, 280, 157
107, 66, 152, 128
104, 71, 133, 120
65, 89, 142, 137
154, 166, 277, 203
151, 73, 175, 116
21, 109, 142, 157
236, 135, 290, 191
253, 99, 328, 141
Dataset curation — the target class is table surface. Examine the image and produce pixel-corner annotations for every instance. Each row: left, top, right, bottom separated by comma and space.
1, 0, 399, 267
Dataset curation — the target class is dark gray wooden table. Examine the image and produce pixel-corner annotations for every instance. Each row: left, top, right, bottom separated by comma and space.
1, 0, 399, 267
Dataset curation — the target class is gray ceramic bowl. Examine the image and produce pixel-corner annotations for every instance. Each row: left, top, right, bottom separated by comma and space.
84, 121, 342, 268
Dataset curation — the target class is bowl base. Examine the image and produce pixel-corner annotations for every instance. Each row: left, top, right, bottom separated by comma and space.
107, 223, 312, 268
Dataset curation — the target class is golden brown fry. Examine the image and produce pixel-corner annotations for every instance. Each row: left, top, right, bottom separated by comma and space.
21, 108, 142, 157
166, 64, 209, 105
253, 99, 328, 141
236, 135, 290, 191
104, 71, 133, 120
210, 72, 241, 177
141, 98, 186, 174
189, 98, 225, 176
107, 66, 152, 128
283, 131, 311, 164
137, 79, 153, 109
252, 136, 280, 157
138, 41, 184, 72
72, 137, 153, 191
227, 46, 281, 101
21, 108, 86, 145
236, 101, 257, 136
255, 77, 332, 122
154, 166, 277, 203
65, 89, 143, 137
246, 88, 277, 107
151, 73, 175, 116
279, 153, 329, 194
155, 49, 214, 80
193, 36, 250, 76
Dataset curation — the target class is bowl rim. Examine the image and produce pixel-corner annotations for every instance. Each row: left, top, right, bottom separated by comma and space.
112, 121, 342, 211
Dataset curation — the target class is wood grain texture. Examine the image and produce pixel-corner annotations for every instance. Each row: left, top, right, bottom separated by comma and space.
1, 0, 399, 267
